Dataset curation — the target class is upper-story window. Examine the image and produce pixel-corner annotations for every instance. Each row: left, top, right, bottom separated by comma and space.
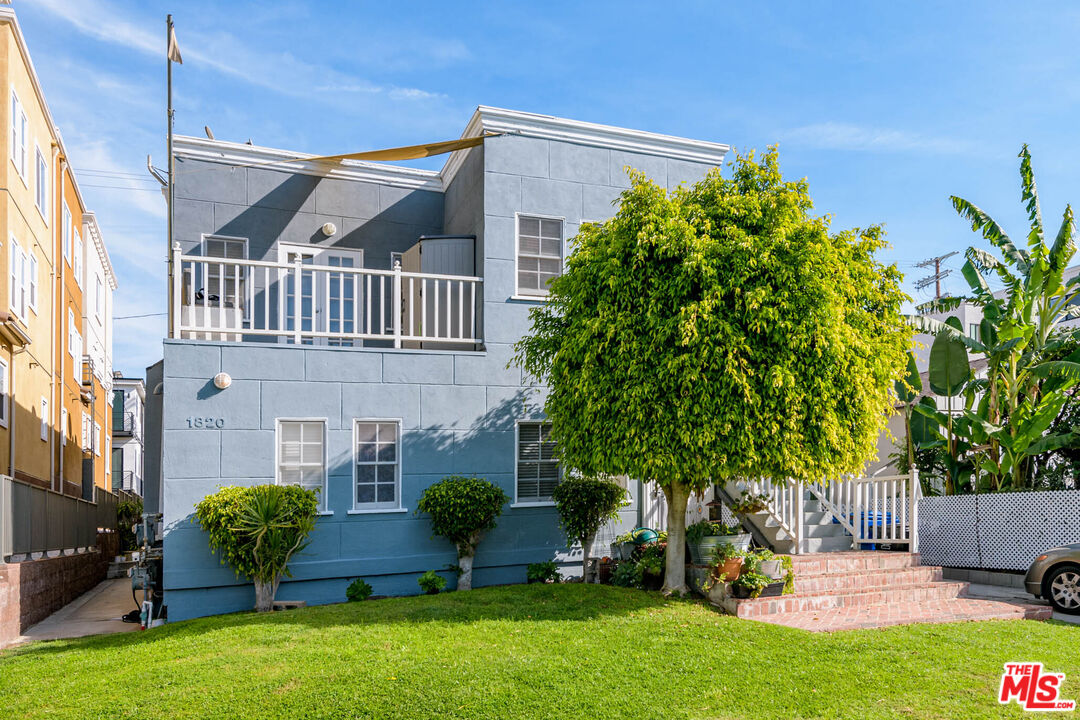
8, 236, 29, 321
202, 235, 247, 310
516, 215, 563, 297
62, 203, 71, 265
35, 146, 48, 219
10, 90, 27, 181
94, 275, 104, 322
73, 229, 83, 286
0, 358, 8, 429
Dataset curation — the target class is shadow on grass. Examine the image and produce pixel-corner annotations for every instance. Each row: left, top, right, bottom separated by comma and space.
1, 584, 703, 660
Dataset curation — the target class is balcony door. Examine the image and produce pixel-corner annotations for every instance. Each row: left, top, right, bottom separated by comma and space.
277, 244, 363, 346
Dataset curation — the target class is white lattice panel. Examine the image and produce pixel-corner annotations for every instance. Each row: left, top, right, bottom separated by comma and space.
919, 490, 1080, 570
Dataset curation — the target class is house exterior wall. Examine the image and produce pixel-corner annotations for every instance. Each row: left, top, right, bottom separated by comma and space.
112, 377, 144, 494
160, 110, 727, 620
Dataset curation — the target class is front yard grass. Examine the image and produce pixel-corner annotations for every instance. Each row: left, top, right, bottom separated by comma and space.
1, 583, 1076, 719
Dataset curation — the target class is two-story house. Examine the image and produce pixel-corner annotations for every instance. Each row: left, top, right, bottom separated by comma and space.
111, 373, 144, 495
158, 107, 728, 620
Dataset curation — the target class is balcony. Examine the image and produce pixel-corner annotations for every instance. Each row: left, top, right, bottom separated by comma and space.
111, 470, 142, 496
170, 245, 483, 348
112, 411, 140, 441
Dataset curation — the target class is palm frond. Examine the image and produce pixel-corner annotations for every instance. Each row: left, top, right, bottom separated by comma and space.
1018, 144, 1045, 253
952, 196, 1030, 273
914, 295, 965, 315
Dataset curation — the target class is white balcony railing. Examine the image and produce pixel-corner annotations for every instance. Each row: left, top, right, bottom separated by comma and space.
171, 244, 483, 347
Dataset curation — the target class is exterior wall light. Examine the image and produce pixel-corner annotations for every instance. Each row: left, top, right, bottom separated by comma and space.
321, 222, 337, 237
213, 372, 232, 390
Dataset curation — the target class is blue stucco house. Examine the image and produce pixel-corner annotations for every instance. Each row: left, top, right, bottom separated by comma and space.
157, 107, 729, 620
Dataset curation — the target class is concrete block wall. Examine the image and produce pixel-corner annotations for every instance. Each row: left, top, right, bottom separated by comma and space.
162, 340, 634, 620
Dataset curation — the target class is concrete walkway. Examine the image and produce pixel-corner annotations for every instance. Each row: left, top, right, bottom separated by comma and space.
964, 582, 1080, 626
9, 578, 144, 647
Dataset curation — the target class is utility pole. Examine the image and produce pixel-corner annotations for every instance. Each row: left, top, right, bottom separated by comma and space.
914, 251, 958, 299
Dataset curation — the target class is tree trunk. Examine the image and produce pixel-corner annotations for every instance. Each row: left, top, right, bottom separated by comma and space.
254, 578, 277, 612
582, 533, 596, 583
457, 545, 475, 591
662, 481, 691, 596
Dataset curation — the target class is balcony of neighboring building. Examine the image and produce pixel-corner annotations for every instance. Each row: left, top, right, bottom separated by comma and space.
168, 235, 483, 350
112, 410, 140, 442
111, 469, 142, 496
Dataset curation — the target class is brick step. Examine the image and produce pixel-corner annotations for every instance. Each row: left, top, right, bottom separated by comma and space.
751, 597, 1053, 632
793, 565, 944, 594
735, 581, 968, 618
783, 551, 921, 576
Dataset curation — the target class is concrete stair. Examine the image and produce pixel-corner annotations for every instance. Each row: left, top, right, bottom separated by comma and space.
740, 489, 853, 554
725, 552, 1053, 631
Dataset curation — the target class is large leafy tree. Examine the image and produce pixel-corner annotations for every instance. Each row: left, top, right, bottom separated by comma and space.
515, 149, 910, 594
912, 146, 1079, 491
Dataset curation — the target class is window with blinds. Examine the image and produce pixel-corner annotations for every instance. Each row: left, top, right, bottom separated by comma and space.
516, 215, 562, 296
517, 421, 560, 502
277, 420, 326, 507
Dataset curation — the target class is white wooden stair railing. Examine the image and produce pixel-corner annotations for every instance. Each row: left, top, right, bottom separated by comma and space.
807, 471, 920, 552
742, 478, 804, 554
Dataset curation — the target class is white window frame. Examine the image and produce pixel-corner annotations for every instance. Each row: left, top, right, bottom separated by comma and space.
8, 235, 28, 322
73, 229, 83, 287
10, 89, 27, 182
0, 358, 8, 429
28, 252, 37, 314
40, 396, 48, 441
34, 144, 48, 221
62, 203, 71, 265
513, 420, 561, 506
69, 310, 82, 381
81, 412, 90, 449
274, 418, 329, 513
514, 212, 564, 299
349, 418, 405, 514
94, 275, 103, 323
200, 234, 249, 320
94, 421, 102, 456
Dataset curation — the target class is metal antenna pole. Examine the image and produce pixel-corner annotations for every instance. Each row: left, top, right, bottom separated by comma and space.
166, 14, 175, 338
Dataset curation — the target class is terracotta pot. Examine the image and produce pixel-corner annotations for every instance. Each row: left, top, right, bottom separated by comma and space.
715, 557, 744, 582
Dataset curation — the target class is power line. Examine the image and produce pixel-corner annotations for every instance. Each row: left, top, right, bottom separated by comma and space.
914, 251, 958, 298
113, 312, 167, 320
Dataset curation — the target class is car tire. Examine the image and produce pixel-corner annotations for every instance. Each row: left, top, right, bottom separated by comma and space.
1043, 563, 1080, 615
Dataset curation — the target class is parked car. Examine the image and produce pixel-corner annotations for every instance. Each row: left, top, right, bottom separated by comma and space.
1024, 544, 1080, 614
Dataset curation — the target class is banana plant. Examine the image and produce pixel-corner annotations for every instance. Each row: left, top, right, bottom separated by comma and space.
907, 145, 1080, 491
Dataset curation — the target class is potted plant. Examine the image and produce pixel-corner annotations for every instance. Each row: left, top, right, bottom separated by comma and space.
686, 520, 751, 565
637, 542, 666, 590
729, 488, 770, 515
708, 542, 745, 584
610, 531, 637, 561
730, 569, 771, 599
754, 548, 783, 580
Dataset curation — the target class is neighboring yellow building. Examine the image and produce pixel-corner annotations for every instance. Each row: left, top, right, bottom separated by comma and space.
0, 5, 116, 499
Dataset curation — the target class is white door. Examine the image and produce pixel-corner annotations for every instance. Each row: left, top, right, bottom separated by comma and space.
278, 244, 363, 345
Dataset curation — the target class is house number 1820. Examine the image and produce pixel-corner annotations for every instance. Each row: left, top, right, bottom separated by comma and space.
187, 417, 225, 429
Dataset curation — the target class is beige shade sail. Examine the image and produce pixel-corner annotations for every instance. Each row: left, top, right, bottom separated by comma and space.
286, 133, 500, 164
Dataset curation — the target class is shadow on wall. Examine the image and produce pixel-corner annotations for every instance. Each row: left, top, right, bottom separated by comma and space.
178, 160, 445, 270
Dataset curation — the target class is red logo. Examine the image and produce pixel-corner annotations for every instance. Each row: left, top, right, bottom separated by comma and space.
999, 663, 1076, 712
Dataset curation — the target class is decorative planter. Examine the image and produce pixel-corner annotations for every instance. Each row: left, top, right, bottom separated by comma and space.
689, 533, 752, 564
759, 559, 783, 580
758, 582, 784, 598
715, 556, 744, 583
611, 542, 636, 562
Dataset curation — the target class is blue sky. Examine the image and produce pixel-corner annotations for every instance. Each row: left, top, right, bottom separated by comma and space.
15, 1, 1080, 375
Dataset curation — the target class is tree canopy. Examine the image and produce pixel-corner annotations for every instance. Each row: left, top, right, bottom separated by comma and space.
515, 148, 910, 592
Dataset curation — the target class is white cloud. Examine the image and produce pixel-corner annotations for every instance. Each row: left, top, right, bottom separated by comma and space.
33, 0, 444, 105
778, 122, 978, 155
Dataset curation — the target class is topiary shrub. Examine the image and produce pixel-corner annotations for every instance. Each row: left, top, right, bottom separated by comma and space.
551, 477, 627, 583
415, 475, 509, 591
195, 484, 318, 612
346, 578, 373, 602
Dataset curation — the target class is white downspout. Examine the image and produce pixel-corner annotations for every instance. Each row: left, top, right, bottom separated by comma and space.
49, 143, 59, 492
57, 158, 66, 493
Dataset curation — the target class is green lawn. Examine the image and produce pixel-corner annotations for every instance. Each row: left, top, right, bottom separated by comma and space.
1, 584, 1076, 719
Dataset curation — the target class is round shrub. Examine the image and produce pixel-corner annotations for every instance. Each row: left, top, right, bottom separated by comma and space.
551, 476, 627, 582
416, 475, 509, 591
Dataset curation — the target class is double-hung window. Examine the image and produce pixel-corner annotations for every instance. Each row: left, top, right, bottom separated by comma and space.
94, 276, 103, 323
0, 358, 8, 429
40, 397, 48, 441
62, 203, 71, 264
35, 146, 48, 218
73, 229, 83, 287
353, 420, 400, 510
516, 421, 560, 503
10, 90, 27, 180
8, 236, 28, 321
516, 215, 563, 297
68, 309, 82, 380
276, 420, 327, 508
202, 235, 247, 316
94, 422, 102, 456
